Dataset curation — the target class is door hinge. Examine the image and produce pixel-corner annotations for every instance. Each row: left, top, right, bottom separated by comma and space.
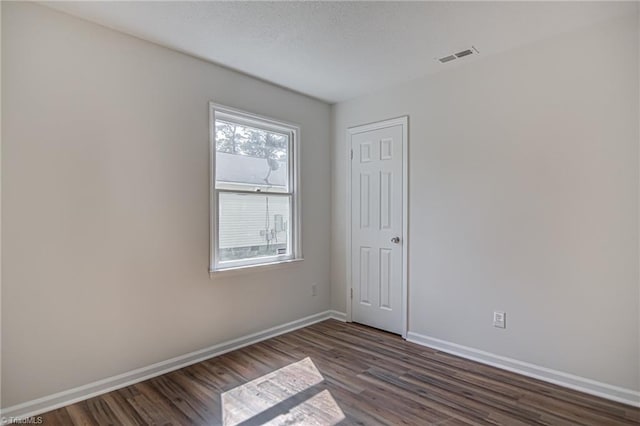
350, 149, 353, 160
350, 288, 353, 299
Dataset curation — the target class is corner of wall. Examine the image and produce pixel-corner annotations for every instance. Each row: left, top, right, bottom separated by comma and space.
1, 0, 4, 409
637, 2, 640, 394
329, 103, 347, 313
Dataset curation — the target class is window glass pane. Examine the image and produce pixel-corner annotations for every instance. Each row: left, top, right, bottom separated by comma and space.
218, 193, 291, 263
215, 119, 289, 192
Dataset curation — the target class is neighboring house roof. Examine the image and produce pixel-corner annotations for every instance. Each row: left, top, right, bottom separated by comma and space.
216, 152, 287, 187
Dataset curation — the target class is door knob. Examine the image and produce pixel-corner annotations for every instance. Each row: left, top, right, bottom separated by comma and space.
391, 236, 401, 244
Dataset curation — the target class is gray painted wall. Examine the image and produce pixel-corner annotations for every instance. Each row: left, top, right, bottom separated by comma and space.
2, 2, 331, 407
332, 12, 639, 391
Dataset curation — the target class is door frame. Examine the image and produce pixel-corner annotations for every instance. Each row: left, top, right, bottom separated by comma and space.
345, 116, 409, 338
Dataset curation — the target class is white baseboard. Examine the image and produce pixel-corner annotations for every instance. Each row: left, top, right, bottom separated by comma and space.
407, 331, 640, 408
1, 310, 341, 420
328, 310, 347, 322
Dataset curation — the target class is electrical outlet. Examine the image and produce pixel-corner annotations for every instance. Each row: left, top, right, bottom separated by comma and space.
311, 283, 317, 297
493, 311, 506, 329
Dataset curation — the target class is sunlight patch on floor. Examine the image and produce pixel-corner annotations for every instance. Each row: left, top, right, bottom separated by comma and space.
221, 357, 345, 426
260, 389, 344, 426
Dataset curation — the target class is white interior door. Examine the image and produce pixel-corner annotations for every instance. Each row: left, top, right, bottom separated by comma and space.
350, 119, 405, 335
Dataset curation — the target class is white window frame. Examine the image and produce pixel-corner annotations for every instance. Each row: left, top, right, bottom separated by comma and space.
209, 103, 302, 273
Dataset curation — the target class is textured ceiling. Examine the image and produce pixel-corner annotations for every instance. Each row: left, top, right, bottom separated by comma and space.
43, 1, 636, 103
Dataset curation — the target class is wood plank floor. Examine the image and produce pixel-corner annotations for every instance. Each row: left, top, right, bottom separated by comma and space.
40, 320, 639, 425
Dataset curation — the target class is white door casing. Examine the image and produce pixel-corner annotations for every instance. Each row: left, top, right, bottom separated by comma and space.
347, 117, 408, 336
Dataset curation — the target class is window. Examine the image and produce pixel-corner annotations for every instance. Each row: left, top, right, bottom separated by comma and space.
210, 103, 301, 272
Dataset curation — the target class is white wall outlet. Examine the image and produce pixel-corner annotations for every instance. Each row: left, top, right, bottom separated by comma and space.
493, 311, 506, 328
311, 283, 318, 297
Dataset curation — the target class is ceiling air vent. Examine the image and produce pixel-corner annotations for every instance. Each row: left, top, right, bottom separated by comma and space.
455, 49, 473, 58
438, 46, 478, 64
438, 55, 456, 63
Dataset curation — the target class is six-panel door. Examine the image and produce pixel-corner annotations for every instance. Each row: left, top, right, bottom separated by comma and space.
351, 124, 403, 334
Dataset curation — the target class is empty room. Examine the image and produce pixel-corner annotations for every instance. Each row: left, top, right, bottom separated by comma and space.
1, 1, 639, 425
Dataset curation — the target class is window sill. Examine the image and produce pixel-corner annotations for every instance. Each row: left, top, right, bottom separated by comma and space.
209, 258, 304, 279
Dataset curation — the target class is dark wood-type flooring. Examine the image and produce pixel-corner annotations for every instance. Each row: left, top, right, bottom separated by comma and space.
40, 320, 639, 425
